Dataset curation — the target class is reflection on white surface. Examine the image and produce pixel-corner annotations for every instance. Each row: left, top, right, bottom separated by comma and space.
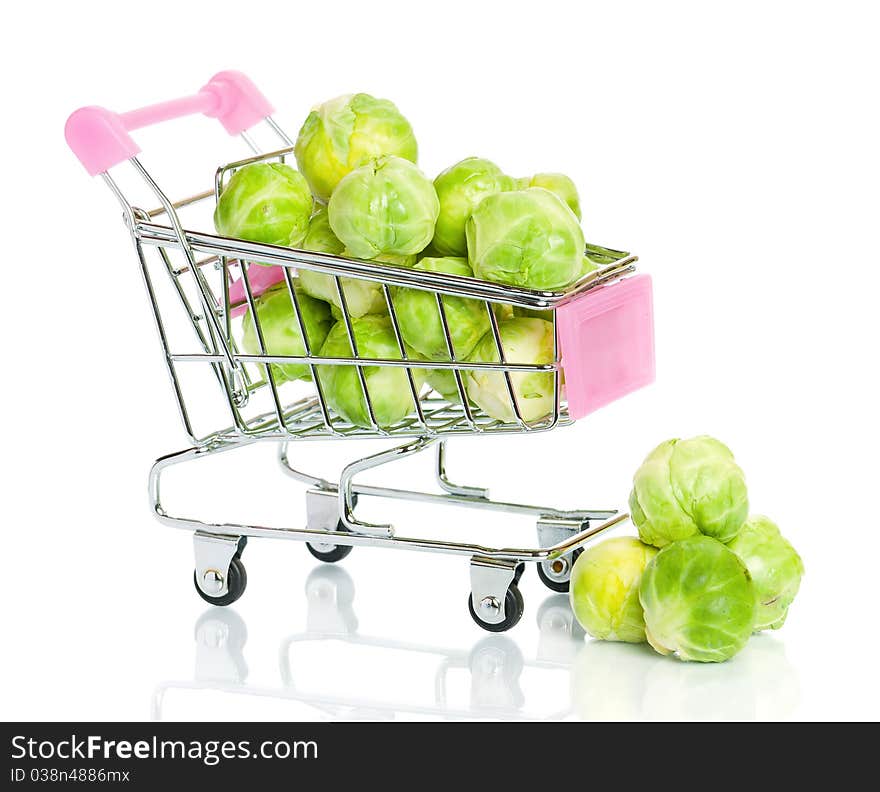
154, 565, 799, 721
154, 567, 583, 721
571, 634, 800, 721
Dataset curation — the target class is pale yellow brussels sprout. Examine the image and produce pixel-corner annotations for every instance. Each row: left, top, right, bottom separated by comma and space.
465, 317, 556, 423
294, 93, 418, 202
569, 537, 658, 643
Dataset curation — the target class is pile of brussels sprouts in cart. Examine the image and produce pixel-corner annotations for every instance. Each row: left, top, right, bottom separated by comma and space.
570, 436, 804, 663
214, 92, 603, 428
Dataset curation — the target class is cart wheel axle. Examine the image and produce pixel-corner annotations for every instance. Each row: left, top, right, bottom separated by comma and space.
193, 557, 247, 607
468, 584, 524, 633
306, 522, 353, 564
537, 548, 582, 593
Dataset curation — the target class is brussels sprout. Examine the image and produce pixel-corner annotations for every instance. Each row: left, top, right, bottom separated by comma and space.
391, 257, 491, 361
318, 315, 425, 428
298, 209, 414, 318
301, 206, 345, 256
465, 317, 556, 423
728, 515, 804, 631
569, 537, 658, 643
639, 535, 756, 663
519, 172, 581, 220
214, 163, 313, 247
241, 283, 332, 383
294, 93, 418, 202
426, 368, 467, 402
466, 188, 584, 290
512, 306, 552, 320
629, 436, 749, 548
328, 156, 439, 258
431, 158, 516, 256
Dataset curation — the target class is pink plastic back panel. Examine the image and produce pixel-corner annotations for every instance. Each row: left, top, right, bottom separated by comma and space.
228, 265, 286, 318
557, 274, 655, 419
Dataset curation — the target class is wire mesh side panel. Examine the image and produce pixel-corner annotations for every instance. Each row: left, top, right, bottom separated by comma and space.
204, 256, 568, 441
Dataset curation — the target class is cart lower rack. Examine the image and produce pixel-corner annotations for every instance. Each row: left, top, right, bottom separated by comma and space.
66, 71, 655, 631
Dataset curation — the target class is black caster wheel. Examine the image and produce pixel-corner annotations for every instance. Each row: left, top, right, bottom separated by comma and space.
193, 557, 247, 607
537, 548, 582, 593
306, 524, 353, 563
468, 583, 525, 633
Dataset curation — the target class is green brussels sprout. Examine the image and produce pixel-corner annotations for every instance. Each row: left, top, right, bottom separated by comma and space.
728, 515, 804, 631
318, 315, 425, 428
512, 306, 552, 321
431, 157, 516, 256
569, 537, 658, 643
328, 156, 439, 258
426, 368, 468, 402
524, 172, 582, 220
241, 283, 332, 383
214, 163, 313, 248
629, 436, 749, 548
465, 317, 556, 423
639, 535, 757, 663
391, 256, 491, 361
466, 188, 584, 290
298, 209, 414, 318
301, 206, 345, 256
294, 93, 418, 202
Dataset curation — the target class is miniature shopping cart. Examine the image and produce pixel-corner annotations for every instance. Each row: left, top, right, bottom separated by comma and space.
66, 71, 655, 632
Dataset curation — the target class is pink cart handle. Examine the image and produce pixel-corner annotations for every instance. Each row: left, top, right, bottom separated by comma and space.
65, 70, 274, 176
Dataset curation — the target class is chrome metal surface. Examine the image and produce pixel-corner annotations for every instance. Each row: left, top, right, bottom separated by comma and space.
193, 532, 240, 598
470, 558, 519, 625
151, 435, 627, 562
305, 489, 345, 552
536, 518, 585, 583
435, 440, 490, 499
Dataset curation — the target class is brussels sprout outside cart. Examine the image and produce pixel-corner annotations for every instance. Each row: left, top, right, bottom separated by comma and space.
65, 71, 656, 632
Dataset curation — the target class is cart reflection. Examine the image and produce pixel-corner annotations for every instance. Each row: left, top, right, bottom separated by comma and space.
153, 565, 800, 721
152, 566, 584, 721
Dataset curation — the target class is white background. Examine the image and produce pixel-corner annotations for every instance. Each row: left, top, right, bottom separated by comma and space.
1, 0, 877, 721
